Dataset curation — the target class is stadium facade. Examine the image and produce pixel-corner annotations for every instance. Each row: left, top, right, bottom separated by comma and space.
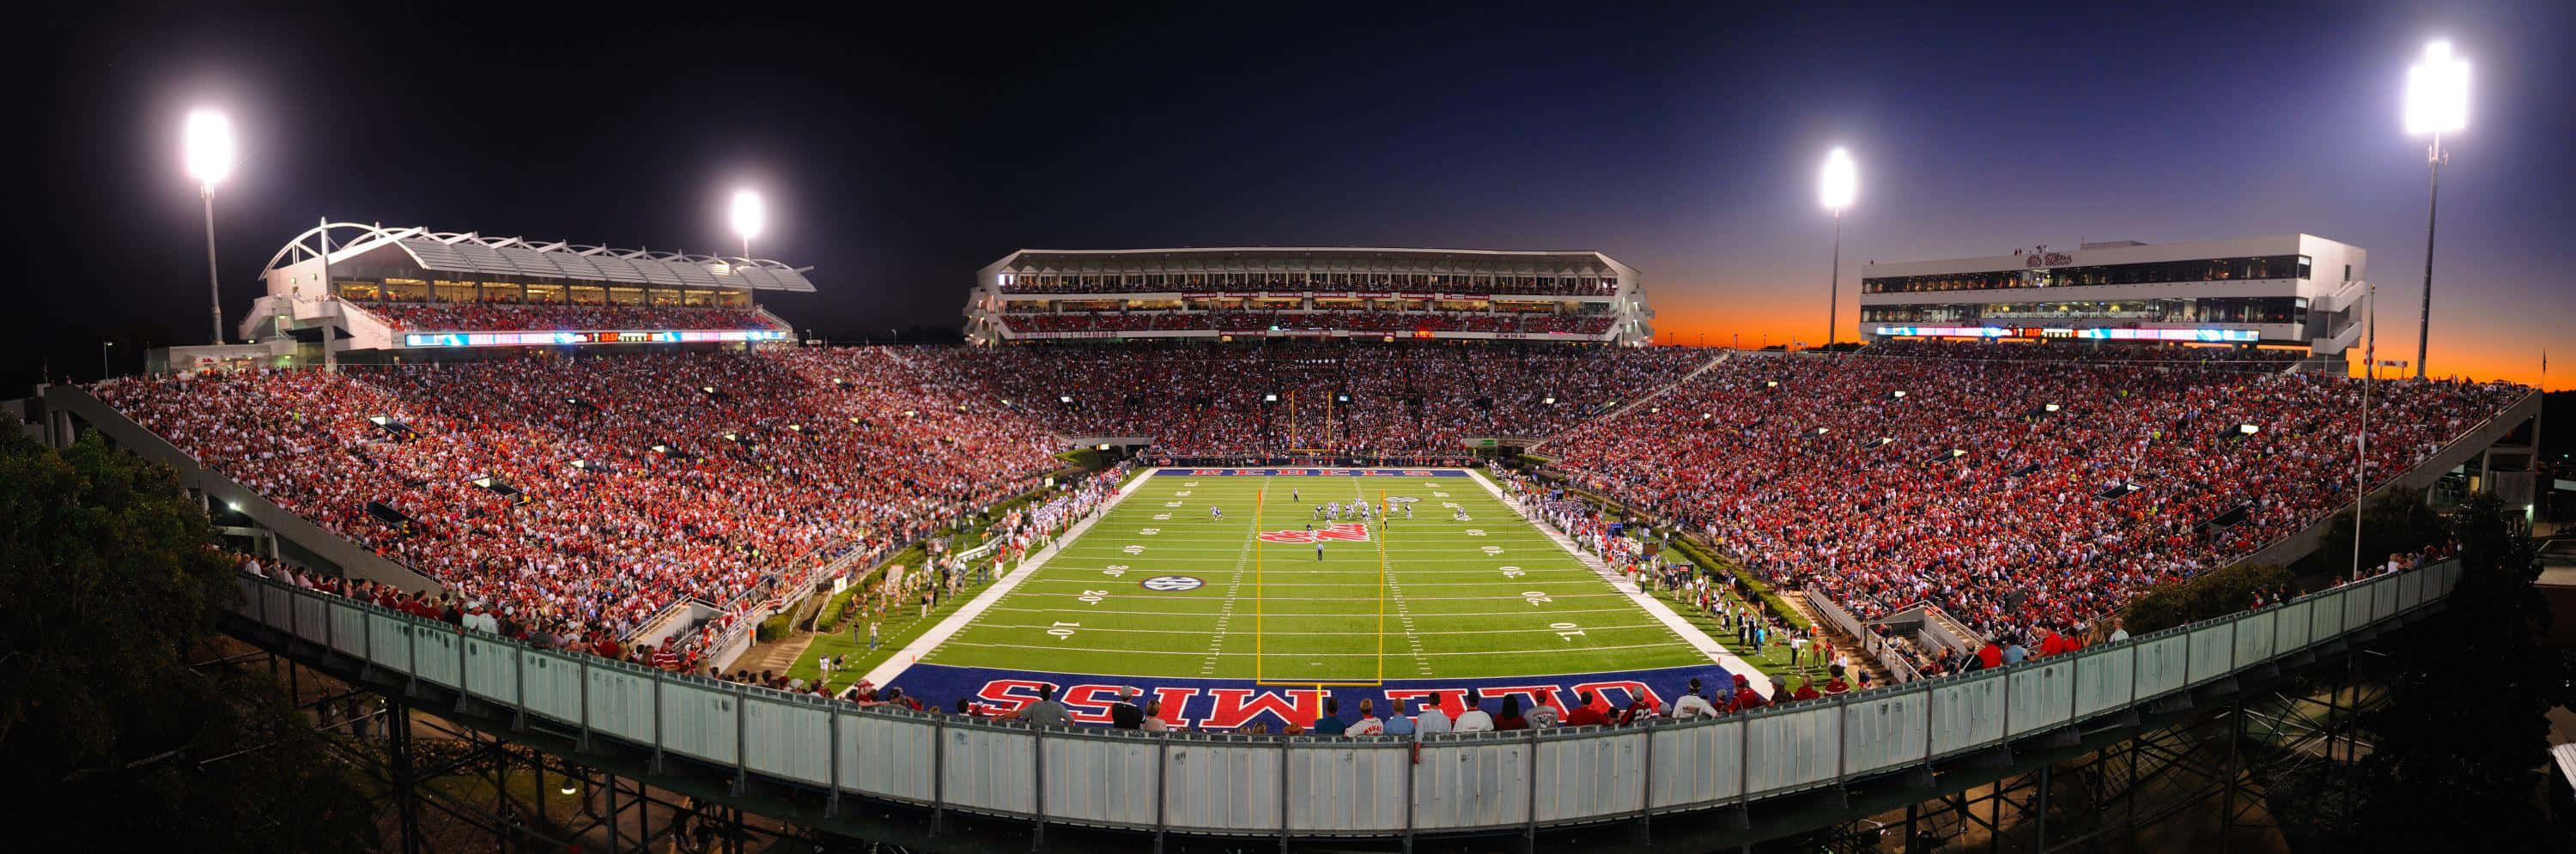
165, 221, 805, 372
962, 247, 1654, 345
1856, 233, 2366, 360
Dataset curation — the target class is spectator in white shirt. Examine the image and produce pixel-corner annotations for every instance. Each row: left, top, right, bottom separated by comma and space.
1671, 677, 1719, 719
1346, 700, 1384, 736
1454, 689, 1494, 732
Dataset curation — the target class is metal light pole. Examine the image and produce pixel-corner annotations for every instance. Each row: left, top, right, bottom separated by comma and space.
2404, 40, 2468, 379
184, 109, 237, 346
100, 341, 113, 380
1819, 148, 1857, 347
2352, 280, 2374, 582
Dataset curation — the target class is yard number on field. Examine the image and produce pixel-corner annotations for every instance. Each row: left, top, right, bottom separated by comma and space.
1551, 621, 1586, 640
1522, 591, 1552, 606
1048, 621, 1080, 639
1078, 590, 1109, 604
1498, 566, 1524, 578
1103, 564, 1128, 577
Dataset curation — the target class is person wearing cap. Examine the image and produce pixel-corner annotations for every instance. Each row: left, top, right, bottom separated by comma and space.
1671, 677, 1719, 719
1527, 693, 1562, 728
1110, 687, 1145, 730
1454, 690, 1494, 732
1726, 674, 1767, 712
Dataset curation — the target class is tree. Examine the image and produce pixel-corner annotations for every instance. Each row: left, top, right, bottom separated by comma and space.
2121, 562, 2294, 634
2336, 494, 2573, 852
0, 433, 373, 851
2316, 487, 2444, 579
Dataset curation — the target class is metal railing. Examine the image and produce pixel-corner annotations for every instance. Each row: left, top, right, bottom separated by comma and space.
227, 559, 2454, 839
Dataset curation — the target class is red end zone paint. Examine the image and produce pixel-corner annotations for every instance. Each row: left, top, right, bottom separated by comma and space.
915, 665, 1721, 730
1257, 522, 1370, 543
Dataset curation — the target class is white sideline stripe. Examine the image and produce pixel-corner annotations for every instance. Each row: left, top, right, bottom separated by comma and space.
859, 466, 1163, 687
1007, 591, 1631, 601
964, 622, 1668, 636
982, 604, 1658, 618
939, 640, 1691, 657
1465, 469, 1776, 698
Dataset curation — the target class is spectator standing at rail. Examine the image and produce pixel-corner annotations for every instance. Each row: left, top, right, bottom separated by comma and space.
1563, 692, 1607, 727
1495, 697, 1529, 731
1528, 693, 1562, 728
1313, 697, 1349, 736
1455, 690, 1493, 732
1009, 685, 1071, 727
1110, 687, 1145, 730
1672, 678, 1718, 719
1414, 700, 1453, 735
1380, 704, 1416, 736
1346, 700, 1385, 736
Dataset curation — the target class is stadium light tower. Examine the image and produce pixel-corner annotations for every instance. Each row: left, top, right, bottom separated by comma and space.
1818, 148, 1857, 346
184, 108, 237, 345
2404, 39, 2467, 380
731, 189, 765, 259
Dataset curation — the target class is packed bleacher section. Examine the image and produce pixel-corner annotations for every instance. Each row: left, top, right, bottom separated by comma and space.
1862, 338, 2306, 371
996, 311, 1604, 336
1545, 341, 2528, 645
998, 276, 1619, 297
934, 342, 1713, 455
97, 348, 1059, 669
358, 302, 788, 332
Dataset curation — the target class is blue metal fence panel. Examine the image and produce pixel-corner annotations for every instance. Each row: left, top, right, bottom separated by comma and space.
584, 663, 659, 744
2270, 600, 2312, 654
2310, 586, 2348, 639
1412, 737, 1530, 831
2132, 633, 2190, 700
327, 599, 368, 657
461, 636, 521, 706
741, 693, 832, 785
1840, 693, 1928, 777
1285, 740, 1408, 833
1647, 719, 1742, 809
1741, 706, 1842, 796
2185, 620, 2237, 686
2004, 659, 2074, 737
410, 626, 462, 689
521, 650, 585, 724
263, 584, 299, 633
367, 611, 411, 670
1045, 732, 1163, 827
941, 724, 1037, 817
1162, 739, 1285, 831
1534, 728, 1645, 822
2069, 645, 2135, 720
2232, 609, 2276, 667
658, 679, 739, 765
1926, 671, 2007, 758
842, 712, 935, 803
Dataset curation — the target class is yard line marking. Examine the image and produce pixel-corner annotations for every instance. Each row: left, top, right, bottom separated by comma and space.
855, 464, 1162, 687
936, 640, 1690, 657
1200, 475, 1269, 674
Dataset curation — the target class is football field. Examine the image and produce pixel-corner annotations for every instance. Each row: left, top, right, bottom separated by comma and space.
909, 469, 1719, 684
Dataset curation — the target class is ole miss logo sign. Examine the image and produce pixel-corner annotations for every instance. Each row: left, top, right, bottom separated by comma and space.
1258, 522, 1370, 543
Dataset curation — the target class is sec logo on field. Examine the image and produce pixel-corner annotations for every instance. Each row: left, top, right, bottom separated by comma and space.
1139, 575, 1205, 592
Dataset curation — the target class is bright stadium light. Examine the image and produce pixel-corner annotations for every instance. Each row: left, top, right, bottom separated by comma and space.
2404, 39, 2468, 379
2239, 423, 2262, 436
2044, 403, 2062, 413
730, 189, 765, 258
184, 108, 238, 346
1059, 395, 1073, 404
1818, 147, 1857, 347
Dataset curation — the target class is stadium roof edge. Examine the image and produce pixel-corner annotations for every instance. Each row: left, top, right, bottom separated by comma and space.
261, 221, 817, 293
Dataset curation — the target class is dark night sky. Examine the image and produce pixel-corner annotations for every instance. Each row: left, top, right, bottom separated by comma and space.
12, 0, 2572, 392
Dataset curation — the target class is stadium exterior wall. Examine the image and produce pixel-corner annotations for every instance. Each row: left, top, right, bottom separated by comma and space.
219, 556, 2457, 844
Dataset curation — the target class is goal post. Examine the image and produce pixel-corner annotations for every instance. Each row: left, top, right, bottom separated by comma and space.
1253, 479, 1389, 688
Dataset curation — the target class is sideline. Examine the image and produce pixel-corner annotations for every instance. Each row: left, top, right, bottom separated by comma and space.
1465, 468, 1775, 697
856, 466, 1163, 687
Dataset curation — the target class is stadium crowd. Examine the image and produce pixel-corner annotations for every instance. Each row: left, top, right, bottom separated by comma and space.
944, 342, 1712, 455
1546, 341, 2526, 643
100, 348, 1060, 666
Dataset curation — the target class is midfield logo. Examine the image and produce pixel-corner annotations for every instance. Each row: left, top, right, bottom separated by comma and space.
1258, 522, 1370, 543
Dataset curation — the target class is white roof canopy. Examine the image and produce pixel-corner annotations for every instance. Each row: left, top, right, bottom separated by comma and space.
264, 222, 817, 293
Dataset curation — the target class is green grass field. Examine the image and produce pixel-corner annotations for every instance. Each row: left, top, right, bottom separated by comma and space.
910, 470, 1717, 683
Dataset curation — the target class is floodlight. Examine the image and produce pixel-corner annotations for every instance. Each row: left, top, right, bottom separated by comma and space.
227, 501, 243, 512
731, 189, 765, 257
183, 109, 236, 191
2404, 41, 2469, 136
1818, 148, 1856, 212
